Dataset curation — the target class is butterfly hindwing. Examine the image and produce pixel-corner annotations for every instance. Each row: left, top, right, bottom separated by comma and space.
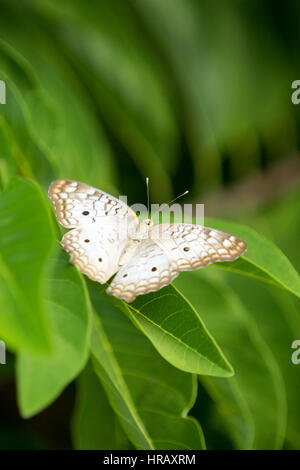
106, 239, 179, 302
61, 224, 130, 283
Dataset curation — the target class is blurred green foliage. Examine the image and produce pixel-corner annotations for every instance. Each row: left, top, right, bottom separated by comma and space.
0, 0, 299, 450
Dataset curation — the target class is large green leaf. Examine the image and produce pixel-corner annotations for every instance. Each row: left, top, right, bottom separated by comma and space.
72, 361, 130, 450
0, 177, 53, 353
17, 251, 92, 418
0, 116, 18, 190
222, 272, 300, 448
0, 2, 116, 190
206, 218, 300, 298
112, 284, 234, 377
175, 271, 286, 449
246, 188, 300, 273
0, 47, 56, 186
0, 39, 37, 187
90, 286, 205, 450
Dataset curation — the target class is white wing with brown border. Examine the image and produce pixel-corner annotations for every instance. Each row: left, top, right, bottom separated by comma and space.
106, 239, 179, 302
151, 223, 247, 271
48, 179, 138, 283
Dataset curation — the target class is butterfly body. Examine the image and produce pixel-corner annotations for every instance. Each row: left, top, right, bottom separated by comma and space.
49, 180, 247, 303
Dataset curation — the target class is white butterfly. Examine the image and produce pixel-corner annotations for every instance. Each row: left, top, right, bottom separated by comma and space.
48, 180, 247, 303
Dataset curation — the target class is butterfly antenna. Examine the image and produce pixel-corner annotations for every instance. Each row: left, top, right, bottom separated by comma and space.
150, 187, 189, 221
166, 190, 189, 205
146, 177, 150, 219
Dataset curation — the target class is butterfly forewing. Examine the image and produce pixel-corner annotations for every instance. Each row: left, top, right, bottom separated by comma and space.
48, 179, 138, 228
151, 223, 247, 271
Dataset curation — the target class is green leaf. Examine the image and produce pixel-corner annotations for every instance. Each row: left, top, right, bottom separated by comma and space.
90, 286, 205, 450
0, 5, 116, 190
0, 117, 17, 190
17, 251, 92, 418
206, 218, 300, 299
72, 361, 130, 450
175, 271, 286, 449
248, 188, 300, 273
0, 176, 53, 353
121, 284, 234, 377
222, 272, 300, 448
0, 37, 58, 183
